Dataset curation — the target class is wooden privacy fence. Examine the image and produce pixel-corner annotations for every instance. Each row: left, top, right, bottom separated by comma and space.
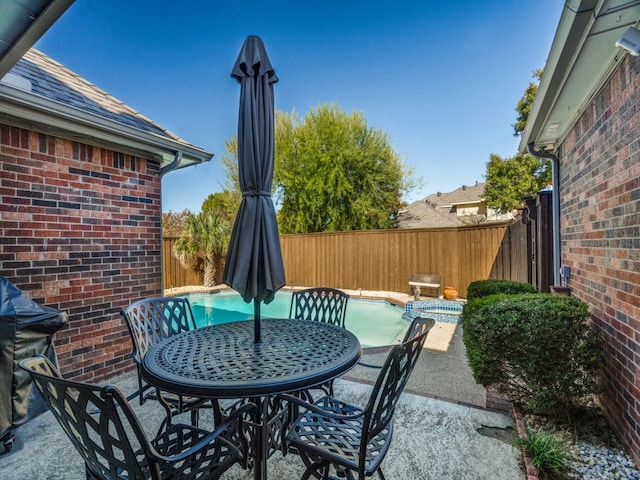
164, 221, 528, 299
163, 237, 202, 289
281, 222, 515, 299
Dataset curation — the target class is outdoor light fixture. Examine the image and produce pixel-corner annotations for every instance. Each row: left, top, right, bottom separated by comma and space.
615, 26, 640, 56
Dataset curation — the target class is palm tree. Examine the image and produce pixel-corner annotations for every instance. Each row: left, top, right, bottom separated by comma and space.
173, 210, 231, 287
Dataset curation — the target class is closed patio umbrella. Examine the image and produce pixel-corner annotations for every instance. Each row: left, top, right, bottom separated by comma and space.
223, 36, 285, 342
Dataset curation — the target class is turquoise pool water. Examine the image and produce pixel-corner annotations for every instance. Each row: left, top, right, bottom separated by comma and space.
183, 291, 408, 348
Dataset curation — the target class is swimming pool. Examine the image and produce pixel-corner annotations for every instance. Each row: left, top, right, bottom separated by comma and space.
182, 290, 408, 348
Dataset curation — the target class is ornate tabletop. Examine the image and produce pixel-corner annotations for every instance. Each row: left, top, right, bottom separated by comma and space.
141, 318, 362, 398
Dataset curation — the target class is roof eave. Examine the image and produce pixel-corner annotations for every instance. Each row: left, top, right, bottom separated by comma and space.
0, 1, 75, 78
450, 200, 484, 207
0, 82, 213, 169
519, 0, 640, 153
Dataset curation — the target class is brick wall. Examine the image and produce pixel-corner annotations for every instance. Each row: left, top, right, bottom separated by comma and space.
559, 55, 640, 462
0, 124, 163, 382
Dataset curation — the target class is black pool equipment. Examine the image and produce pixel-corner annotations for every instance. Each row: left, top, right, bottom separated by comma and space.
0, 276, 67, 454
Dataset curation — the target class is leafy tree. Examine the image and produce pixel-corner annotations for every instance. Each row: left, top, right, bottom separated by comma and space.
201, 190, 240, 223
162, 209, 192, 237
513, 69, 543, 137
218, 137, 241, 199
484, 68, 551, 213
484, 153, 551, 213
173, 210, 231, 287
219, 105, 417, 233
274, 104, 416, 233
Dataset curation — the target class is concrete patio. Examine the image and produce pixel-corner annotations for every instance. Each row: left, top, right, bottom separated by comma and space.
0, 321, 525, 479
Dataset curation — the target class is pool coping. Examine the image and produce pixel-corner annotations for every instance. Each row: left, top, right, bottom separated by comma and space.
164, 286, 463, 329
164, 285, 418, 309
173, 286, 411, 347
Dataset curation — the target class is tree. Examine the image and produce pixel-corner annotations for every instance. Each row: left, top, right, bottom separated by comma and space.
484, 153, 551, 213
173, 210, 231, 287
162, 209, 192, 237
484, 68, 551, 213
201, 190, 240, 223
273, 104, 416, 233
218, 137, 241, 199
513, 69, 543, 137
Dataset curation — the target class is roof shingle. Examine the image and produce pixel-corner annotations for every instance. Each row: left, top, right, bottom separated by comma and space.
5, 48, 196, 148
397, 182, 487, 229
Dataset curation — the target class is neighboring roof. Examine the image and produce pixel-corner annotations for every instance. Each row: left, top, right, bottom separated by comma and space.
519, 0, 640, 153
396, 200, 464, 229
0, 0, 74, 78
424, 182, 486, 208
0, 48, 212, 171
397, 183, 486, 229
395, 182, 507, 229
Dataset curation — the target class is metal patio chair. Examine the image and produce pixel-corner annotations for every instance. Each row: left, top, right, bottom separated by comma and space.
121, 297, 212, 432
289, 287, 350, 398
20, 354, 253, 480
289, 287, 349, 328
357, 316, 435, 369
278, 317, 434, 480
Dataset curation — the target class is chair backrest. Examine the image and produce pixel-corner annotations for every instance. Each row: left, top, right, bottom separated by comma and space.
289, 287, 349, 328
402, 316, 436, 343
363, 317, 434, 446
121, 296, 196, 364
19, 355, 156, 480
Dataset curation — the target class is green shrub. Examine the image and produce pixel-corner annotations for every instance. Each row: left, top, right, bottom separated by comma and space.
515, 428, 572, 479
466, 279, 537, 301
462, 293, 602, 416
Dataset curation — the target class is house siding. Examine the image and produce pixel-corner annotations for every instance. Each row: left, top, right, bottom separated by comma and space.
559, 54, 640, 462
0, 124, 163, 382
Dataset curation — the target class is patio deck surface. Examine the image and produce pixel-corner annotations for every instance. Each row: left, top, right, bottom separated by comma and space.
0, 317, 525, 479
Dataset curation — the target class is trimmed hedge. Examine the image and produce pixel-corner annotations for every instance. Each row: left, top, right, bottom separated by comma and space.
466, 279, 537, 301
462, 293, 601, 416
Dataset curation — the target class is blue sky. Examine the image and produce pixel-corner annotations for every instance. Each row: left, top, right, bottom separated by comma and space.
35, 1, 564, 213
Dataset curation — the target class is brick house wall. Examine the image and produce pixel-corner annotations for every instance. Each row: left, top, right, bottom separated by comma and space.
559, 54, 640, 462
0, 124, 163, 382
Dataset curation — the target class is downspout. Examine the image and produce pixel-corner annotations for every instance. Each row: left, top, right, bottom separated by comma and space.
159, 151, 183, 292
160, 151, 183, 176
527, 143, 561, 287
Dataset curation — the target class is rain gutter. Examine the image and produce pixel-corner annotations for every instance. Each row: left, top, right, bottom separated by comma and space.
160, 151, 183, 176
527, 143, 561, 287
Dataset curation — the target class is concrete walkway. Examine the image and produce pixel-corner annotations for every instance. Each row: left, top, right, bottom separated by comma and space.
0, 320, 525, 479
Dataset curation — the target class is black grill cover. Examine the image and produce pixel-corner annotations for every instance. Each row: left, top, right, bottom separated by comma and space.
0, 277, 67, 442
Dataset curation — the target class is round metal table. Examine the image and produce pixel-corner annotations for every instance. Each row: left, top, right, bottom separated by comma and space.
141, 318, 362, 480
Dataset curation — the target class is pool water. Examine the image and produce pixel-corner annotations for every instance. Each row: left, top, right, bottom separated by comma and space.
183, 291, 408, 348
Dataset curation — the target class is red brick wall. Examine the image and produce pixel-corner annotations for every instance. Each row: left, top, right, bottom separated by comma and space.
0, 124, 163, 382
559, 55, 640, 463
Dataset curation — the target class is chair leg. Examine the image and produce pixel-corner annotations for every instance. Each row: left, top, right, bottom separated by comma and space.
138, 374, 145, 406
301, 460, 331, 480
189, 405, 199, 427
154, 388, 174, 436
85, 465, 99, 479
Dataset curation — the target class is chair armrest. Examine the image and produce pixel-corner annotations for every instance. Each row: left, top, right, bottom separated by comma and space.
356, 360, 384, 369
148, 401, 256, 463
277, 394, 364, 421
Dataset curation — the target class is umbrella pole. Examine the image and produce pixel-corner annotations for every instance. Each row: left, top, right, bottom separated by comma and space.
254, 298, 261, 343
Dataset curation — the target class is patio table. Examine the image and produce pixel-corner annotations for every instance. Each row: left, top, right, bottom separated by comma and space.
141, 318, 362, 480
